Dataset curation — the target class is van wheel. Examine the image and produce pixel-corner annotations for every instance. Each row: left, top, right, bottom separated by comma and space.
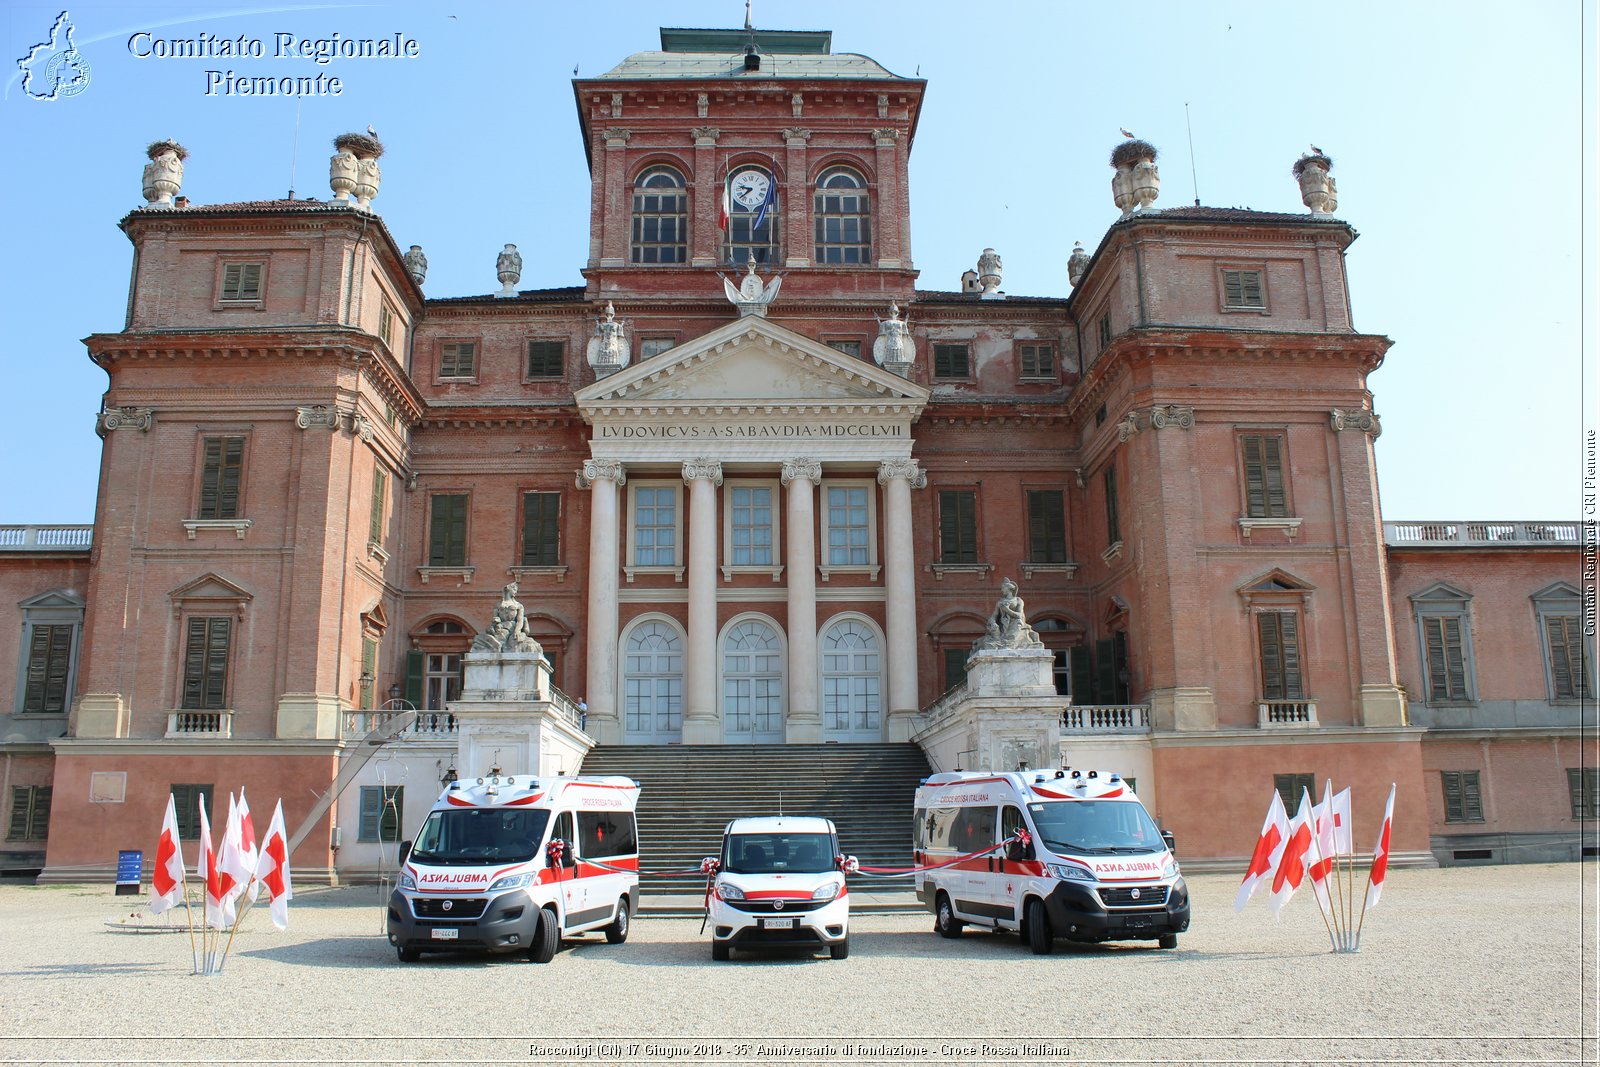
528, 907, 560, 963
1025, 897, 1053, 955
1158, 933, 1178, 950
711, 940, 730, 961
829, 938, 850, 960
935, 893, 964, 938
604, 899, 630, 944
396, 945, 420, 963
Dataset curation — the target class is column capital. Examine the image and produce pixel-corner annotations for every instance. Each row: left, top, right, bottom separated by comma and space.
871, 128, 900, 147
578, 459, 627, 489
782, 126, 812, 146
877, 458, 926, 489
781, 458, 822, 486
601, 127, 632, 147
691, 126, 721, 146
1330, 408, 1382, 437
682, 458, 723, 486
96, 406, 154, 436
293, 404, 339, 432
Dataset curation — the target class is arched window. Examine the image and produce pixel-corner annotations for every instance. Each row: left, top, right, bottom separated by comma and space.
623, 620, 683, 741
631, 166, 688, 264
724, 166, 777, 265
821, 618, 882, 739
814, 166, 871, 264
722, 619, 783, 741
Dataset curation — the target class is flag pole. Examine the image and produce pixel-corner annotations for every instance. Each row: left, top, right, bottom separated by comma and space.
178, 861, 199, 974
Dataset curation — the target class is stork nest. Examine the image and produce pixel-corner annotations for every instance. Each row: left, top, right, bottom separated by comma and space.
1110, 139, 1158, 168
333, 132, 385, 158
1292, 153, 1333, 178
146, 140, 188, 161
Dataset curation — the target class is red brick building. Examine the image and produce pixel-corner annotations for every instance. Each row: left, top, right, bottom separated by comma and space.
2, 27, 1591, 880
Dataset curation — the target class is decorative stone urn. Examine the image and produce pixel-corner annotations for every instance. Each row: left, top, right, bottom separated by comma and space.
331, 132, 383, 209
1110, 139, 1159, 217
1067, 241, 1090, 287
403, 245, 427, 286
141, 140, 186, 209
1294, 152, 1336, 215
977, 247, 1003, 298
495, 243, 522, 298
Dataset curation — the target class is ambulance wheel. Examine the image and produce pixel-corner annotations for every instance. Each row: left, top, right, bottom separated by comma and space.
604, 899, 630, 944
711, 940, 730, 961
1025, 897, 1053, 955
396, 945, 420, 963
934, 893, 964, 938
1158, 933, 1178, 950
829, 938, 850, 960
528, 907, 560, 963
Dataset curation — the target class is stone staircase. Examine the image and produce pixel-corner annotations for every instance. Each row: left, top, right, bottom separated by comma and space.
579, 743, 931, 898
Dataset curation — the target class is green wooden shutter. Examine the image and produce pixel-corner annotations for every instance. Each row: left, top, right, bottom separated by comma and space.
1259, 612, 1288, 699
359, 787, 380, 840
369, 467, 388, 544
1103, 467, 1120, 544
381, 785, 403, 842
943, 648, 968, 690
429, 494, 468, 567
361, 637, 378, 709
404, 649, 425, 707
938, 491, 977, 564
523, 492, 560, 566
204, 618, 231, 709
1424, 618, 1449, 700
239, 263, 261, 300
1069, 646, 1093, 703
1094, 638, 1116, 704
8, 788, 30, 840
1224, 271, 1244, 306
29, 787, 50, 839
1242, 271, 1263, 306
198, 438, 223, 518
24, 624, 72, 714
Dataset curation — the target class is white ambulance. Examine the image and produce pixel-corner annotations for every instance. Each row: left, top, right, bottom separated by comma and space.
914, 768, 1190, 953
706, 816, 851, 961
387, 771, 640, 963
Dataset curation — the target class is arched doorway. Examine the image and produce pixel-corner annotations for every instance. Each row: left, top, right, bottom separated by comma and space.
721, 617, 785, 744
821, 616, 884, 741
622, 618, 684, 743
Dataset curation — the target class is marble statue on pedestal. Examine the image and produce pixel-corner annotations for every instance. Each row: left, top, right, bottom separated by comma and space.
471, 582, 541, 654
872, 302, 915, 376
974, 578, 1044, 651
495, 244, 522, 298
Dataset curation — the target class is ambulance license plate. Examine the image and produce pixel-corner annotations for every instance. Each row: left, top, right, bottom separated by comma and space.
761, 917, 794, 930
431, 928, 459, 940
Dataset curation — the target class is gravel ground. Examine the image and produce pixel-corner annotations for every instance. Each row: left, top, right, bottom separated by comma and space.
0, 863, 1593, 1066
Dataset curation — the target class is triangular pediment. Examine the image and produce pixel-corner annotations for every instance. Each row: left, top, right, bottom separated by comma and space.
169, 572, 252, 603
19, 590, 84, 611
576, 316, 928, 411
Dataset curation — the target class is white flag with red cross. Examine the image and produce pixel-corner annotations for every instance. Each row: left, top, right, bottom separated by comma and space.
255, 799, 294, 931
1365, 783, 1396, 911
149, 794, 186, 916
1268, 788, 1316, 918
1234, 790, 1289, 911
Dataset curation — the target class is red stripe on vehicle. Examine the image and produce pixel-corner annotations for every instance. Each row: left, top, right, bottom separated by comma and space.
503, 793, 546, 806
445, 794, 476, 807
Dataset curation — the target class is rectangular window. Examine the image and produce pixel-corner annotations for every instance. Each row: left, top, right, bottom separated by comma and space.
425, 653, 462, 711
632, 486, 677, 567
825, 485, 871, 566
937, 490, 979, 564
170, 783, 214, 840
522, 491, 561, 566
7, 786, 51, 841
359, 785, 404, 842
22, 623, 73, 714
1019, 343, 1055, 378
1569, 768, 1599, 820
197, 436, 245, 520
943, 648, 969, 691
1241, 435, 1289, 518
428, 493, 468, 567
220, 263, 263, 302
730, 486, 774, 567
378, 301, 395, 347
526, 340, 565, 378
368, 467, 388, 545
1098, 314, 1112, 351
1257, 610, 1304, 700
1422, 616, 1470, 701
1545, 616, 1591, 699
1222, 269, 1265, 308
639, 338, 676, 360
1026, 490, 1067, 564
1274, 773, 1314, 814
1103, 466, 1121, 544
933, 343, 970, 379
181, 616, 232, 710
826, 340, 862, 359
1441, 770, 1484, 823
439, 342, 476, 378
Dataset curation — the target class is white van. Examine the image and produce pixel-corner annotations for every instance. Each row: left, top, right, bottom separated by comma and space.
914, 768, 1190, 953
388, 772, 640, 963
706, 816, 851, 961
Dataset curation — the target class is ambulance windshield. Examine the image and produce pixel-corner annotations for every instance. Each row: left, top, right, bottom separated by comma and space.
410, 808, 551, 865
724, 833, 835, 874
1026, 800, 1164, 855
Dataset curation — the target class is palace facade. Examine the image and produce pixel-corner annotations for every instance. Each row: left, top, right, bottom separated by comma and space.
1, 26, 1590, 880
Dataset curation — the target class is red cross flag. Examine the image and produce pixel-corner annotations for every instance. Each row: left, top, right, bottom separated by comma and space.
1365, 783, 1396, 912
255, 799, 294, 930
1234, 790, 1289, 911
1268, 788, 1315, 918
197, 795, 232, 930
218, 792, 252, 921
149, 793, 186, 916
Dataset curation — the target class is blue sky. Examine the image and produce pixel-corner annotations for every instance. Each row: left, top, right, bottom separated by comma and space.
0, 0, 1593, 525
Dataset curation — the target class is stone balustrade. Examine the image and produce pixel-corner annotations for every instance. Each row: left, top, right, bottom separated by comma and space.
1384, 521, 1579, 546
1062, 704, 1151, 733
166, 710, 231, 737
0, 525, 93, 550
1258, 700, 1318, 728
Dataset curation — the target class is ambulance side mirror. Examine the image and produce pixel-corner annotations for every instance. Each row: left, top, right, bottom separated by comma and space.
397, 840, 412, 866
1161, 830, 1176, 855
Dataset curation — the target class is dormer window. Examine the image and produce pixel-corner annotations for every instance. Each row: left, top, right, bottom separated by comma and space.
631, 166, 688, 264
814, 166, 871, 264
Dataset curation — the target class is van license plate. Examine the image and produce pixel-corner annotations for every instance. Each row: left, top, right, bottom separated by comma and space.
431, 928, 459, 940
762, 918, 794, 930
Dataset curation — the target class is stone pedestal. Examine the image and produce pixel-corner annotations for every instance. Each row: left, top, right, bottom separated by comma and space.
1147, 687, 1218, 732
1359, 684, 1409, 728
451, 651, 593, 779
275, 692, 343, 739
910, 647, 1063, 772
74, 693, 128, 738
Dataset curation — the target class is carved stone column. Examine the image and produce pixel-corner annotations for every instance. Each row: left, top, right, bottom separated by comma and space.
580, 460, 626, 741
872, 129, 903, 268
782, 127, 812, 268
691, 126, 720, 267
782, 458, 822, 741
683, 459, 723, 743
878, 458, 925, 740
599, 128, 631, 268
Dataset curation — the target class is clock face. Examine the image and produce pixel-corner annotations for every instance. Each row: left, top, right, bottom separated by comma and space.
730, 169, 771, 210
